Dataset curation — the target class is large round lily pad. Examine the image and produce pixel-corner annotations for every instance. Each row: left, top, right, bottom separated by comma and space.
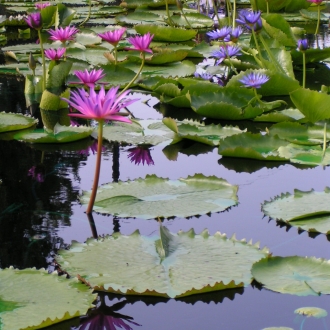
57, 226, 269, 298
81, 174, 238, 218
0, 112, 38, 133
252, 256, 330, 296
0, 267, 96, 330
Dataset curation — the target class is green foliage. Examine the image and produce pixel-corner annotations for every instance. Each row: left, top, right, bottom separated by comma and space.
0, 267, 96, 330
57, 226, 269, 298
252, 256, 330, 296
80, 174, 239, 218
0, 113, 38, 133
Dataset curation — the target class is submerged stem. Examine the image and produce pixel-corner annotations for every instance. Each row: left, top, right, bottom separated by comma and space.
302, 51, 306, 89
79, 0, 92, 26
86, 121, 104, 214
322, 122, 327, 159
315, 4, 321, 37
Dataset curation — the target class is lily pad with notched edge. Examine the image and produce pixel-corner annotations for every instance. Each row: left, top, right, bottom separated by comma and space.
0, 267, 96, 330
294, 307, 327, 318
56, 225, 269, 298
252, 256, 330, 296
80, 174, 238, 219
0, 112, 38, 133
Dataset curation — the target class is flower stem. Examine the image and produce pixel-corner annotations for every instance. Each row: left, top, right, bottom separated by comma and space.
37, 29, 46, 91
266, 0, 269, 14
221, 41, 238, 74
79, 0, 92, 26
315, 4, 321, 37
232, 0, 236, 28
114, 46, 117, 65
322, 122, 327, 159
226, 0, 232, 26
165, 0, 174, 26
86, 121, 103, 214
302, 51, 306, 89
251, 29, 265, 68
180, 8, 192, 28
119, 52, 145, 96
212, 0, 222, 28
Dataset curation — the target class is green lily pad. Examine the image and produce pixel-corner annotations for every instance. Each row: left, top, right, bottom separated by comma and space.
262, 328, 293, 330
294, 307, 328, 318
81, 174, 238, 218
262, 188, 330, 235
127, 49, 189, 65
268, 122, 330, 145
251, 256, 330, 296
162, 118, 245, 146
170, 12, 214, 28
57, 225, 269, 298
116, 11, 163, 25
14, 123, 94, 144
254, 108, 305, 122
101, 119, 174, 145
0, 267, 96, 330
0, 112, 38, 133
135, 24, 197, 42
218, 133, 289, 161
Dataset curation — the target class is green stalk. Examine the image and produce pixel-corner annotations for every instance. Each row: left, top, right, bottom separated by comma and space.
211, 0, 221, 28
232, 0, 236, 28
165, 0, 174, 26
180, 8, 192, 28
79, 0, 92, 27
315, 4, 321, 36
322, 122, 327, 159
259, 34, 286, 75
302, 51, 306, 89
86, 121, 104, 214
226, 0, 232, 25
251, 29, 265, 68
119, 52, 145, 96
266, 0, 269, 14
221, 41, 238, 74
37, 29, 46, 91
114, 46, 118, 65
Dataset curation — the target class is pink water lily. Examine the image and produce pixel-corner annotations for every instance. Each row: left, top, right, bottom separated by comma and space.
35, 2, 51, 10
98, 28, 126, 46
127, 32, 154, 53
62, 86, 137, 122
48, 26, 79, 43
74, 69, 106, 88
44, 48, 66, 60
25, 12, 42, 30
307, 0, 323, 3
127, 146, 154, 166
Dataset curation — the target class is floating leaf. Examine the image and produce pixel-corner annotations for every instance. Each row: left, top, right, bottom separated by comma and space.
162, 118, 245, 146
252, 256, 330, 296
0, 112, 37, 133
218, 133, 289, 161
80, 174, 238, 219
254, 108, 305, 122
101, 119, 174, 145
57, 226, 268, 298
294, 307, 328, 318
0, 267, 96, 330
14, 123, 94, 144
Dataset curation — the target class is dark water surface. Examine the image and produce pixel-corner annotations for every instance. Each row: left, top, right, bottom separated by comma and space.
1, 82, 330, 329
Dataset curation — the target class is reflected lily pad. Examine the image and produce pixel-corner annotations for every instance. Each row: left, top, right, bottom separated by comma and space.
0, 268, 96, 330
57, 225, 269, 298
81, 174, 238, 219
252, 256, 330, 296
0, 112, 38, 133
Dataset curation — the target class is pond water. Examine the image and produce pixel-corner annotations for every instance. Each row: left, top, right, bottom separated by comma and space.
1, 73, 330, 329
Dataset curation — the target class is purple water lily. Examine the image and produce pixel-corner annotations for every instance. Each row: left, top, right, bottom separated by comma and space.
127, 146, 154, 166
212, 45, 242, 64
74, 69, 106, 88
239, 71, 270, 88
44, 48, 66, 60
127, 32, 154, 53
224, 26, 244, 42
62, 86, 137, 123
25, 12, 42, 30
297, 39, 309, 51
98, 28, 126, 46
236, 9, 262, 27
207, 26, 232, 40
48, 26, 79, 43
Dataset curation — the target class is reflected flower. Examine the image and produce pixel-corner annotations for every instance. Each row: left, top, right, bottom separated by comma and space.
127, 32, 154, 53
74, 69, 106, 88
239, 71, 270, 88
28, 165, 45, 183
79, 140, 105, 156
25, 12, 42, 30
35, 2, 51, 10
207, 26, 232, 40
62, 86, 137, 123
48, 26, 79, 43
44, 48, 66, 60
98, 28, 126, 46
297, 39, 309, 51
127, 146, 154, 165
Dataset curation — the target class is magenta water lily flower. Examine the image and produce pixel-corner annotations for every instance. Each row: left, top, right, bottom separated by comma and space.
28, 165, 45, 183
307, 0, 323, 3
98, 28, 126, 46
127, 32, 154, 53
48, 26, 79, 43
35, 2, 51, 10
207, 26, 232, 40
239, 72, 270, 88
44, 48, 66, 60
25, 12, 42, 30
62, 86, 138, 122
74, 69, 106, 88
127, 146, 154, 166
